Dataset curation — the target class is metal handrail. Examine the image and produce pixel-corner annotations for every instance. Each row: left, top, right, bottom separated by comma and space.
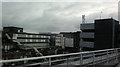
1, 48, 120, 66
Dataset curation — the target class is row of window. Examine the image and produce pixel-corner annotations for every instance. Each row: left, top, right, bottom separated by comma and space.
13, 34, 50, 39
17, 39, 49, 42
2, 45, 14, 51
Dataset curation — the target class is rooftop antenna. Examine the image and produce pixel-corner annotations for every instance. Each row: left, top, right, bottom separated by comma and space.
100, 11, 102, 19
82, 15, 86, 23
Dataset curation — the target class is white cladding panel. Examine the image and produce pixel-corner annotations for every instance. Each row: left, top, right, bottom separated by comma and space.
65, 38, 73, 47
55, 34, 65, 48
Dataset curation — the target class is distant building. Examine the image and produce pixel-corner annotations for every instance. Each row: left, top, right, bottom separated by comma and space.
80, 18, 119, 50
55, 34, 65, 49
2, 26, 67, 61
3, 27, 51, 49
2, 26, 52, 60
60, 31, 81, 52
80, 23, 94, 50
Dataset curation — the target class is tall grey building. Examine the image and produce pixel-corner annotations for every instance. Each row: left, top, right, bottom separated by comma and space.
80, 23, 94, 50
80, 18, 119, 51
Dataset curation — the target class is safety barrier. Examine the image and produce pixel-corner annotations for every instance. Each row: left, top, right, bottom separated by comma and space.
0, 48, 120, 67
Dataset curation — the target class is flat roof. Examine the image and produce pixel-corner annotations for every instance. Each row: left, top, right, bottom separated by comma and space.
3, 26, 23, 29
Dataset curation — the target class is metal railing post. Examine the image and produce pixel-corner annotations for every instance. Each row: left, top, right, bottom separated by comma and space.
67, 57, 69, 67
115, 49, 118, 61
92, 53, 95, 67
80, 54, 83, 66
106, 50, 109, 64
113, 49, 116, 60
49, 58, 51, 67
117, 49, 120, 58
101, 53, 103, 62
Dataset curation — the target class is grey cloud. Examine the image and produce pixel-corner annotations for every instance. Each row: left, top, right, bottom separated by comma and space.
2, 2, 118, 33
0, 2, 2, 30
3, 0, 119, 2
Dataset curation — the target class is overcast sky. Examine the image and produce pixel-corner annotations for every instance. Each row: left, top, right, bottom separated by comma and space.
2, 0, 120, 2
2, 2, 118, 33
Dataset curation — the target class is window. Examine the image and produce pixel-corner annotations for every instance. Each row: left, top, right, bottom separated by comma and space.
18, 34, 21, 37
27, 39, 30, 42
38, 39, 41, 42
18, 30, 20, 32
5, 45, 7, 51
8, 46, 10, 50
33, 39, 36, 42
30, 35, 33, 37
27, 35, 30, 37
33, 35, 36, 38
13, 34, 17, 39
17, 39, 26, 42
23, 39, 25, 42
41, 35, 44, 38
41, 40, 45, 42
38, 35, 41, 38
30, 39, 32, 42
36, 35, 38, 38
25, 39, 28, 42
26, 35, 28, 37
43, 36, 47, 38
36, 40, 38, 42
82, 38, 94, 42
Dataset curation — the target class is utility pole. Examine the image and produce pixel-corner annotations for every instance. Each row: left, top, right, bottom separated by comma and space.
100, 11, 102, 19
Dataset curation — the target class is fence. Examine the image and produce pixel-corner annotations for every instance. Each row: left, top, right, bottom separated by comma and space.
0, 48, 120, 67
